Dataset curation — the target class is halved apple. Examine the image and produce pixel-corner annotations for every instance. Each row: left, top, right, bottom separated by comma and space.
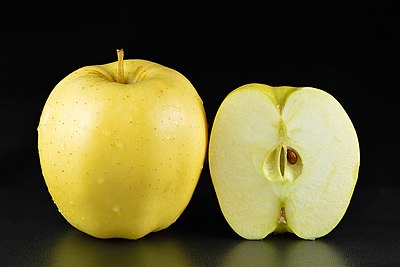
208, 84, 360, 240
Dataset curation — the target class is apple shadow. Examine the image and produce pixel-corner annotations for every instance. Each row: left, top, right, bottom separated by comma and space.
221, 234, 349, 267
40, 229, 192, 267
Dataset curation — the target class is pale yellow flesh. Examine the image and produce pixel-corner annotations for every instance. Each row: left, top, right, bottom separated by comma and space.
38, 60, 208, 239
209, 84, 359, 240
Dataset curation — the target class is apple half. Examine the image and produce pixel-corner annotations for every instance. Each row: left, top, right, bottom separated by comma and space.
208, 84, 360, 240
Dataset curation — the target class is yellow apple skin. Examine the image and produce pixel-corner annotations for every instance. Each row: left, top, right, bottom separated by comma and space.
38, 59, 208, 239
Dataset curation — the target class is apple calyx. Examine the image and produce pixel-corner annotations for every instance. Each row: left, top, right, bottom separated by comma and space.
278, 207, 287, 224
116, 48, 125, 84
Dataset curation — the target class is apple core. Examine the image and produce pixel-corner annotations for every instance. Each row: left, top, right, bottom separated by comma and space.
263, 145, 303, 184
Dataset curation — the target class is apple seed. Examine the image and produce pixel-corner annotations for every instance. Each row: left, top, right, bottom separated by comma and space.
287, 149, 297, 165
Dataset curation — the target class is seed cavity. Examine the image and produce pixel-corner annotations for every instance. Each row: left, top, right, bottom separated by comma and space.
263, 145, 303, 184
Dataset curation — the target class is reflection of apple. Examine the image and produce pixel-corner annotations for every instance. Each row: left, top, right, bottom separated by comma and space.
209, 84, 360, 240
222, 238, 347, 266
47, 230, 190, 266
38, 50, 208, 239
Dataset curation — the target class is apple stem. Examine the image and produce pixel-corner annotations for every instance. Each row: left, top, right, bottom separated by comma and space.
116, 49, 125, 83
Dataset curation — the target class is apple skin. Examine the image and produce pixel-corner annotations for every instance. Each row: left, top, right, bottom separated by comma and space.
208, 84, 360, 240
38, 59, 208, 239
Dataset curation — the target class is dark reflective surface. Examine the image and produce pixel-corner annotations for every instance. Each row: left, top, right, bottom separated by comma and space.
23, 230, 351, 267
2, 167, 400, 266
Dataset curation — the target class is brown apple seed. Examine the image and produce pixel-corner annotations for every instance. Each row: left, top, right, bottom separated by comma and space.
287, 149, 297, 165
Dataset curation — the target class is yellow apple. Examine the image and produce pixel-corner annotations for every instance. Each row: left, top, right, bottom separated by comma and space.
38, 50, 208, 239
209, 84, 360, 240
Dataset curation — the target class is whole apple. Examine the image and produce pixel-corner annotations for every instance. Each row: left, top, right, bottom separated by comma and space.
38, 50, 208, 239
209, 84, 360, 240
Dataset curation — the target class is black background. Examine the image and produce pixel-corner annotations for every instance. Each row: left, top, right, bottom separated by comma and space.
1, 1, 400, 266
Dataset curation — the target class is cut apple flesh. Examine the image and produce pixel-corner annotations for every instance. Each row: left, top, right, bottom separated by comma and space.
209, 84, 360, 240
